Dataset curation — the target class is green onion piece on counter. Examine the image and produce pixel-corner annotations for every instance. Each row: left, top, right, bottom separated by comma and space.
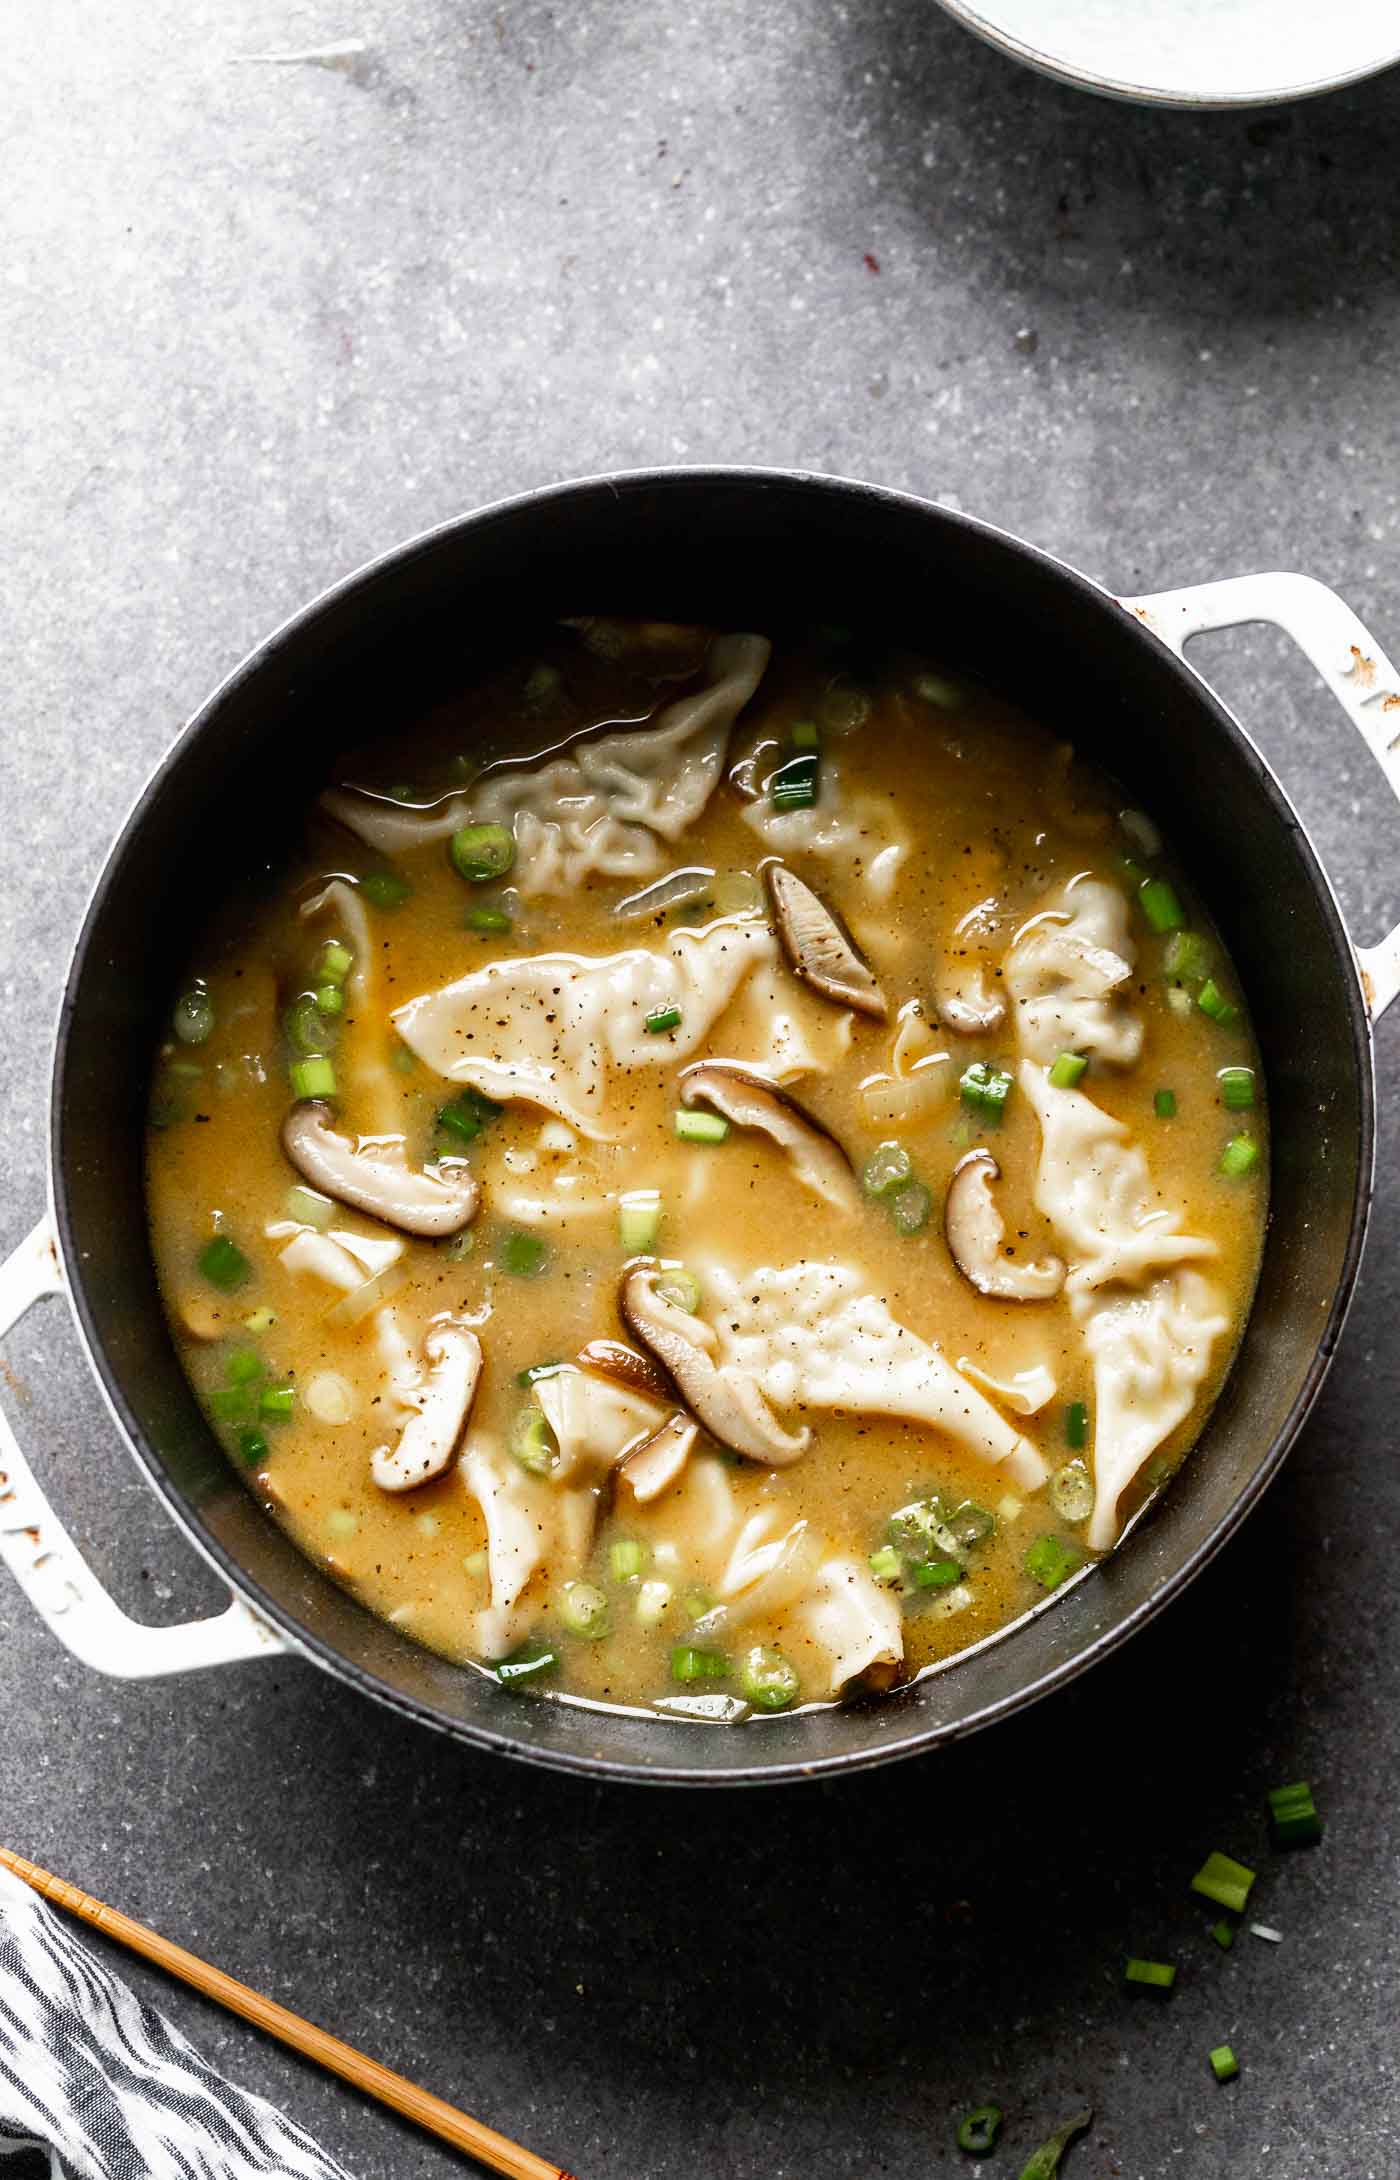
1197, 978, 1239, 1025
500, 1230, 548, 1278
511, 1407, 557, 1475
172, 989, 215, 1046
1219, 1066, 1256, 1110
1209, 2045, 1239, 2084
656, 1266, 702, 1314
912, 1557, 963, 1590
285, 993, 336, 1056
1191, 1850, 1256, 1914
619, 1192, 663, 1252
1016, 2110, 1092, 2180
285, 1184, 334, 1230
515, 1361, 565, 1387
609, 1539, 647, 1583
235, 1426, 269, 1468
314, 984, 344, 1016
1065, 1400, 1089, 1450
1210, 1920, 1235, 1950
1164, 930, 1211, 982
956, 2104, 1002, 2157
1124, 1957, 1176, 1991
1267, 1780, 1323, 1847
891, 1181, 933, 1236
1050, 1460, 1094, 1525
1154, 1088, 1178, 1120
225, 1349, 263, 1386
466, 904, 513, 934
868, 1544, 903, 1584
259, 1384, 295, 1420
769, 751, 820, 811
318, 940, 353, 985
1048, 1051, 1088, 1089
790, 719, 821, 749
674, 1109, 729, 1144
959, 1061, 1013, 1122
199, 1235, 250, 1292
1138, 878, 1186, 934
495, 1641, 558, 1690
645, 1005, 682, 1034
557, 1581, 610, 1639
360, 871, 412, 910
862, 1140, 913, 1196
1220, 1134, 1260, 1178
450, 823, 516, 882
738, 1645, 801, 1711
289, 1056, 337, 1102
670, 1644, 730, 1683
1025, 1535, 1082, 1591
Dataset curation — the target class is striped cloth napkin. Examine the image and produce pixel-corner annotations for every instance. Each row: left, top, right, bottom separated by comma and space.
0, 1865, 352, 2179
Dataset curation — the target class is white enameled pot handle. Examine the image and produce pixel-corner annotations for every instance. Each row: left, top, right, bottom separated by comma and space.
0, 1219, 286, 1678
1122, 572, 1400, 1020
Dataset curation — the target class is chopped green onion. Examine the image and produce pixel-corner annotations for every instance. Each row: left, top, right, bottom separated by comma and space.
1210, 1920, 1235, 1951
318, 940, 354, 985
656, 1266, 702, 1314
955, 2105, 1002, 2157
738, 1645, 800, 1711
557, 1580, 610, 1638
1154, 1088, 1178, 1120
1267, 1780, 1323, 1847
242, 1307, 277, 1334
463, 1549, 488, 1579
1050, 1459, 1094, 1524
210, 1385, 256, 1423
1119, 854, 1150, 888
670, 1644, 730, 1683
646, 1004, 683, 1034
769, 752, 820, 811
609, 1539, 647, 1583
450, 822, 516, 883
289, 1057, 337, 1101
959, 1061, 1013, 1122
1218, 1066, 1256, 1110
466, 904, 513, 934
285, 1184, 334, 1230
674, 1109, 729, 1144
390, 1045, 417, 1075
1016, 2110, 1092, 2180
1164, 929, 1212, 982
172, 989, 215, 1045
443, 1230, 474, 1261
635, 1579, 671, 1625
1065, 1400, 1089, 1450
438, 1098, 484, 1145
235, 1425, 269, 1468
259, 1384, 295, 1420
862, 1140, 913, 1196
912, 1556, 963, 1590
913, 672, 962, 709
511, 1406, 557, 1474
683, 1585, 716, 1621
1048, 1051, 1088, 1089
891, 1181, 933, 1236
314, 984, 344, 1016
1220, 1134, 1260, 1178
1024, 1534, 1082, 1591
1124, 1957, 1176, 1991
1191, 1850, 1256, 1914
1209, 2045, 1239, 2084
790, 719, 821, 749
501, 1230, 548, 1278
619, 1191, 663, 1253
868, 1544, 903, 1584
495, 1641, 558, 1690
225, 1349, 263, 1386
515, 1361, 565, 1386
360, 871, 412, 910
943, 1499, 995, 1546
199, 1235, 250, 1292
1138, 878, 1186, 934
1197, 978, 1239, 1026
817, 682, 871, 732
285, 993, 336, 1056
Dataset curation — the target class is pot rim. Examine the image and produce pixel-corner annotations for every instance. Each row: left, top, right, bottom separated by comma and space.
47, 465, 1378, 1786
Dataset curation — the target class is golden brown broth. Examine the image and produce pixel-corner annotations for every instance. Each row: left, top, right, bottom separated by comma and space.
145, 629, 1268, 1719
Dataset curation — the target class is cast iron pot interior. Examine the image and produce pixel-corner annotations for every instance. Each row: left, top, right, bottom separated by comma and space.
52, 471, 1372, 1784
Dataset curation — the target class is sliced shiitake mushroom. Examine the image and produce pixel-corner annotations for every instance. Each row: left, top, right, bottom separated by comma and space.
679, 1062, 857, 1209
575, 1338, 675, 1405
281, 1101, 479, 1238
370, 1323, 483, 1492
618, 1261, 809, 1466
944, 1149, 1065, 1301
936, 966, 1007, 1036
764, 864, 887, 1019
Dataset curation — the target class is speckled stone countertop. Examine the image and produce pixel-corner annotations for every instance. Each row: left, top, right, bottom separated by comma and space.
4, 6, 1400, 2177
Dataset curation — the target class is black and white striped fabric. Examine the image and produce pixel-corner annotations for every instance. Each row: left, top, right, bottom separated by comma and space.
0, 1866, 354, 2180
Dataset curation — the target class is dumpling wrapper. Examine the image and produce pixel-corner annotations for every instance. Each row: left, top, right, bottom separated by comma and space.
1005, 877, 1144, 1068
533, 1366, 671, 1483
1081, 1272, 1230, 1551
742, 769, 909, 903
322, 632, 770, 895
701, 1262, 1048, 1489
460, 1436, 597, 1659
790, 1556, 903, 1697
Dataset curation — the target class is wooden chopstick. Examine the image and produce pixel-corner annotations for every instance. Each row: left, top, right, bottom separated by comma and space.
0, 1847, 577, 2180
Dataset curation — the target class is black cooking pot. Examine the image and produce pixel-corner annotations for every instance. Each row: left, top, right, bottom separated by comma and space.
5, 469, 1395, 1784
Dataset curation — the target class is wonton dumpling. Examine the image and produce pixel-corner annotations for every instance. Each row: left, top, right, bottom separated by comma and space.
300, 878, 403, 1131
702, 1262, 1048, 1489
393, 917, 777, 1136
322, 633, 770, 894
791, 1556, 903, 1696
1082, 1272, 1230, 1551
460, 1437, 596, 1658
1004, 878, 1144, 1068
534, 1366, 671, 1482
742, 770, 909, 902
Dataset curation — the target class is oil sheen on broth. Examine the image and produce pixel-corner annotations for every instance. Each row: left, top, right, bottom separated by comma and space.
145, 620, 1268, 1723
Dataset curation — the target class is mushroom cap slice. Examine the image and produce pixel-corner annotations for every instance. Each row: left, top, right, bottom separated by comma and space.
281, 1101, 479, 1238
944, 1149, 1065, 1301
618, 1262, 810, 1466
765, 864, 887, 1019
679, 1062, 857, 1209
371, 1322, 483, 1492
575, 1338, 674, 1404
937, 967, 1007, 1037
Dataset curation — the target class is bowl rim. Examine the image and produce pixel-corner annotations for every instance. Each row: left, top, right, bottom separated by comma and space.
48, 464, 1378, 1786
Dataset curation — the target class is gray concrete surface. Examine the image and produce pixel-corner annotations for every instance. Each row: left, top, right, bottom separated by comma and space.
5, 4, 1400, 2175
